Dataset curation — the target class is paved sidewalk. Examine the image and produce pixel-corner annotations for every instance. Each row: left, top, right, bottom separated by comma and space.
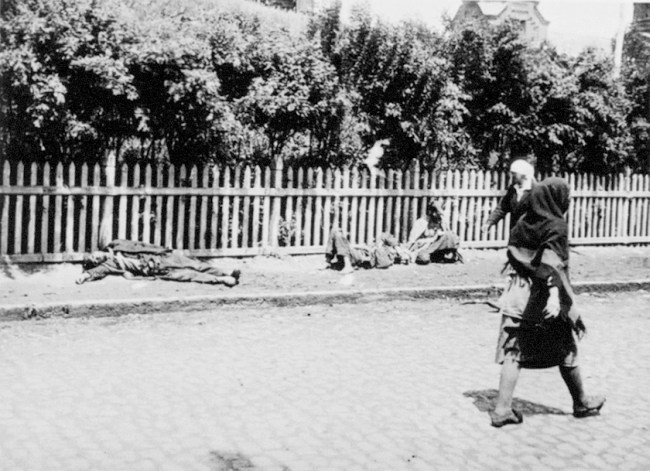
1, 246, 650, 320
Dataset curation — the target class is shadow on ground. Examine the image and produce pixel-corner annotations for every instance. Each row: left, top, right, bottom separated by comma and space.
209, 451, 290, 471
464, 389, 567, 416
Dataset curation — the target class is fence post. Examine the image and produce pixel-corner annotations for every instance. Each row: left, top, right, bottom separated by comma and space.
99, 151, 116, 250
269, 156, 283, 247
623, 167, 632, 241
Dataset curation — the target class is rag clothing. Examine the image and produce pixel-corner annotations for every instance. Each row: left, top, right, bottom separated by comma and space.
407, 214, 460, 265
324, 228, 402, 269
82, 253, 151, 282
106, 239, 229, 277
494, 177, 584, 369
485, 184, 533, 232
83, 240, 233, 284
495, 270, 578, 368
408, 231, 460, 264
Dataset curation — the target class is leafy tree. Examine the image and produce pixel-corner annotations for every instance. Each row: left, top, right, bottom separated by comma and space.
332, 9, 471, 169
0, 0, 139, 162
622, 28, 650, 173
236, 33, 358, 165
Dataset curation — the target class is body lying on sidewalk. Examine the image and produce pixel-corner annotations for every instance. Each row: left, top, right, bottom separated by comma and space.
76, 240, 241, 287
325, 201, 462, 272
325, 228, 411, 273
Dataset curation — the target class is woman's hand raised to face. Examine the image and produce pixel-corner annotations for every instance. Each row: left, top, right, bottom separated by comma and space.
543, 286, 561, 319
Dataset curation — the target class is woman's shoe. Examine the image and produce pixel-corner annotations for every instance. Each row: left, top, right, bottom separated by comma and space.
573, 396, 606, 418
489, 409, 523, 428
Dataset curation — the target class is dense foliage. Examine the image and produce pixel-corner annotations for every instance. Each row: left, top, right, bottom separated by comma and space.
0, 0, 648, 173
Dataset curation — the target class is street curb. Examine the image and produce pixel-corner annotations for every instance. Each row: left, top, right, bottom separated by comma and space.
2, 279, 649, 322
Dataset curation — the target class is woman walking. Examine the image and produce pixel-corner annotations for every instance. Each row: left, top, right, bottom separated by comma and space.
491, 177, 605, 427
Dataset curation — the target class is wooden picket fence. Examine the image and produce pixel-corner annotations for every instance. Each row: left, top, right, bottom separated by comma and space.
1, 157, 650, 262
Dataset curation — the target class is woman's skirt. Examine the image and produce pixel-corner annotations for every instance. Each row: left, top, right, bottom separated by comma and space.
495, 273, 578, 369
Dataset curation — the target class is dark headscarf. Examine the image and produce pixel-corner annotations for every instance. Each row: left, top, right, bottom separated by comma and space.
509, 177, 570, 262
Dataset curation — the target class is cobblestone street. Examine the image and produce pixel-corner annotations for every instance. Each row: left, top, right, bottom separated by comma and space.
1, 292, 649, 471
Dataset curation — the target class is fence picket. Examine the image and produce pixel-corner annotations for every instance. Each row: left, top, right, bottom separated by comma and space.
175, 165, 186, 249
78, 163, 88, 252
130, 163, 140, 242
261, 166, 270, 248
384, 169, 394, 238
618, 174, 626, 238
472, 170, 483, 242
309, 168, 318, 247
401, 169, 411, 243
376, 169, 385, 238
64, 163, 76, 251
451, 170, 461, 238
311, 168, 319, 246
99, 154, 115, 248
41, 163, 50, 253
482, 171, 491, 241
634, 175, 641, 237
117, 164, 128, 241
458, 169, 469, 242
349, 166, 360, 244
242, 165, 251, 249
1, 162, 11, 254
27, 163, 38, 254
323, 168, 333, 243
251, 166, 261, 248
198, 166, 208, 249
359, 168, 369, 244
14, 162, 25, 254
142, 164, 152, 244
223, 166, 232, 249
154, 165, 163, 247
411, 161, 420, 234
269, 158, 282, 247
367, 166, 377, 243
211, 165, 221, 249
230, 165, 240, 249
294, 167, 303, 247
53, 163, 64, 253
64, 162, 75, 252
643, 175, 650, 237
165, 165, 175, 248
341, 166, 350, 237
91, 164, 101, 251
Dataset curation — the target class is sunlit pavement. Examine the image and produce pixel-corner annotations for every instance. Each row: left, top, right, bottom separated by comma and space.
1, 292, 649, 471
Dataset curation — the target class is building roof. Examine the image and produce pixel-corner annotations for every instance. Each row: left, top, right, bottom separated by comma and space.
477, 2, 507, 18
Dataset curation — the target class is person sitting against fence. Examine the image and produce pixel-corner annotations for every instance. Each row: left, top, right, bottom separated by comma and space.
324, 228, 410, 274
482, 158, 536, 235
76, 239, 241, 287
407, 201, 462, 264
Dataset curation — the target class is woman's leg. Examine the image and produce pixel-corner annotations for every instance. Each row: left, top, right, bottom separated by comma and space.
559, 365, 586, 405
494, 356, 521, 415
559, 365, 606, 417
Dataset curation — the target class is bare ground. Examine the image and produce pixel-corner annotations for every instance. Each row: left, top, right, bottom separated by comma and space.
2, 246, 649, 310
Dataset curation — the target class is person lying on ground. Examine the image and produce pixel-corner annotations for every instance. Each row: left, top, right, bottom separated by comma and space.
490, 177, 605, 428
324, 228, 410, 274
482, 158, 536, 235
76, 240, 241, 287
407, 201, 462, 264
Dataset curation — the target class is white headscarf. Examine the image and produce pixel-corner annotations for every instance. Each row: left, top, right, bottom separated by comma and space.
509, 159, 535, 179
510, 159, 535, 199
